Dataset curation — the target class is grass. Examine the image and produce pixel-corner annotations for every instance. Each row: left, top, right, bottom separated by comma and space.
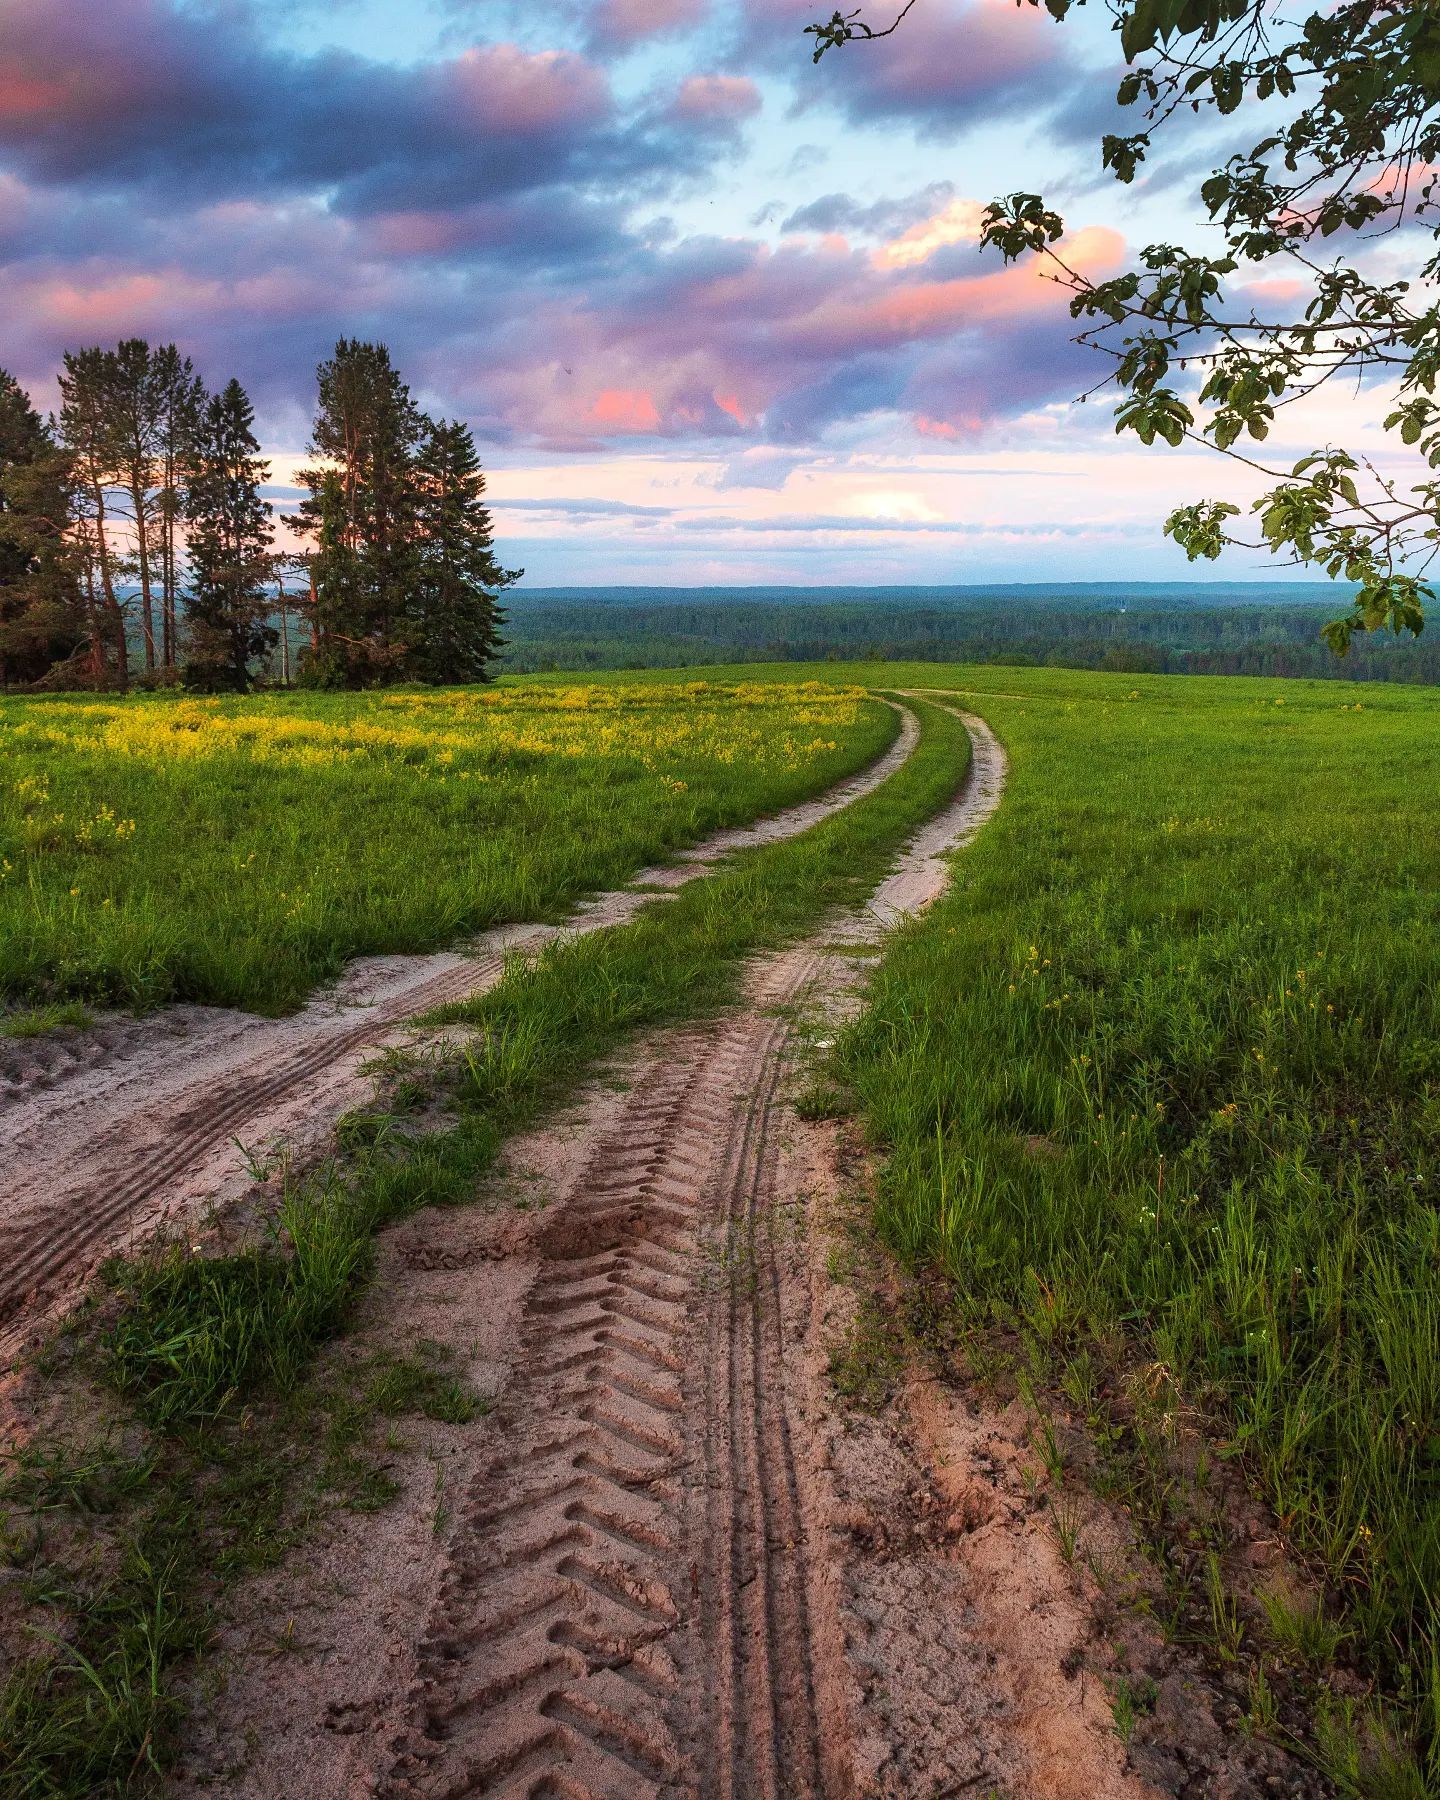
822, 661, 1440, 1791
0, 1001, 94, 1038
0, 689, 970, 1791
0, 1340, 478, 1796
0, 678, 893, 1013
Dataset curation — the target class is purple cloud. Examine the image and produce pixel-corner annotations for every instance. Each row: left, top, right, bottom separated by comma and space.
589, 0, 710, 51
0, 0, 1124, 468
0, 0, 733, 214
738, 0, 1066, 138
780, 182, 957, 238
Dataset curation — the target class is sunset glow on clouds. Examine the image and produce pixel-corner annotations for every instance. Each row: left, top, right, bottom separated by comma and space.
0, 0, 1383, 583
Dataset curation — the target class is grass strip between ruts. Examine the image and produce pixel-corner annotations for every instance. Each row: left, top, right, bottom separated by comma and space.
0, 694, 971, 1796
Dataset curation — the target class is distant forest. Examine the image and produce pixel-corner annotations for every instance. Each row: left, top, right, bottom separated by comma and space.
495, 584, 1440, 685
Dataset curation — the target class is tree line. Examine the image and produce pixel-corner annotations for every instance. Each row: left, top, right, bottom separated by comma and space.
0, 338, 517, 692
501, 596, 1440, 686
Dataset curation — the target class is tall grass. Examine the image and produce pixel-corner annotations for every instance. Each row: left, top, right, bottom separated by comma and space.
0, 680, 893, 1013
832, 665, 1440, 1785
104, 1126, 499, 1429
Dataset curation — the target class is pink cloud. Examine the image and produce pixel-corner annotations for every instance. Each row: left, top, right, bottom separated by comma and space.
763, 227, 1125, 354
446, 46, 610, 135
0, 72, 69, 122
671, 75, 763, 123
588, 388, 662, 431
873, 197, 987, 269
442, 216, 1122, 450
741, 0, 1063, 135
592, 0, 708, 48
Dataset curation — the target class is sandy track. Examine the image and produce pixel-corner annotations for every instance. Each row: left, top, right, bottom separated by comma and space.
383, 969, 825, 1799
359, 706, 1010, 1798
0, 710, 920, 1363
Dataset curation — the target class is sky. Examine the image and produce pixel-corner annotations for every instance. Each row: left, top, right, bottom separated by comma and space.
0, 0, 1395, 587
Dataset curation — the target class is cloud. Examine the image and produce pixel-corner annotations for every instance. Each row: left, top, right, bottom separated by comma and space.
675, 512, 1123, 537
589, 0, 710, 51
494, 496, 678, 518
779, 182, 958, 239
0, 0, 737, 215
715, 448, 810, 489
0, 0, 1125, 470
871, 196, 987, 268
739, 0, 1066, 138
669, 75, 763, 125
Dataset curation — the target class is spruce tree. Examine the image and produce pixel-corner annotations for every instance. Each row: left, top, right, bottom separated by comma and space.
405, 419, 517, 684
0, 370, 81, 686
297, 338, 422, 686
183, 379, 275, 692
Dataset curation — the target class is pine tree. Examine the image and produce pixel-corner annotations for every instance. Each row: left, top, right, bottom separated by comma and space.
57, 348, 129, 689
152, 345, 204, 673
104, 339, 165, 675
0, 370, 82, 686
183, 379, 275, 692
405, 419, 517, 684
297, 338, 423, 686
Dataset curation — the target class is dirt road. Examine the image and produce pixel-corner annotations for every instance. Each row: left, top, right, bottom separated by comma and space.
371, 709, 1034, 1800
177, 704, 1156, 1800
10, 694, 1321, 1800
0, 709, 920, 1363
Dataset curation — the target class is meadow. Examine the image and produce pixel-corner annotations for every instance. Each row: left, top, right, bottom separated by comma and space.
822, 662, 1440, 1788
0, 679, 893, 1014
7, 656, 1440, 1791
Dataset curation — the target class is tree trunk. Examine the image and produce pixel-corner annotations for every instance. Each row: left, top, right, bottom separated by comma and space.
81, 555, 104, 685
91, 483, 128, 691
161, 472, 176, 669
131, 482, 156, 672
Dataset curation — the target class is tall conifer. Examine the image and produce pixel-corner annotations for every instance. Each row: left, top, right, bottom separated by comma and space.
152, 345, 204, 673
57, 348, 129, 689
104, 339, 165, 674
183, 379, 275, 691
298, 338, 422, 685
0, 370, 81, 686
406, 419, 516, 684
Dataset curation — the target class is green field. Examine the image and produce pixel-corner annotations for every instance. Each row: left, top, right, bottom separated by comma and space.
0, 680, 892, 1014
819, 662, 1440, 1786
6, 659, 1440, 1788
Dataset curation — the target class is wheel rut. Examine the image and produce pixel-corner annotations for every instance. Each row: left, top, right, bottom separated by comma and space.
0, 944, 527, 1348
384, 953, 831, 1800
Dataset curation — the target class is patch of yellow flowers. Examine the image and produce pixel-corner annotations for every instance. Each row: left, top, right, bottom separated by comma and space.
0, 682, 867, 779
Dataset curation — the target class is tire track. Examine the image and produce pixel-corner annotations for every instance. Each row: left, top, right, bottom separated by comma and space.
698, 951, 832, 1800
0, 941, 539, 1348
384, 1026, 724, 1799
383, 953, 833, 1800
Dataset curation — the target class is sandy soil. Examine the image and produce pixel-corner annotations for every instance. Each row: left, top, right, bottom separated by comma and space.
0, 709, 919, 1366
